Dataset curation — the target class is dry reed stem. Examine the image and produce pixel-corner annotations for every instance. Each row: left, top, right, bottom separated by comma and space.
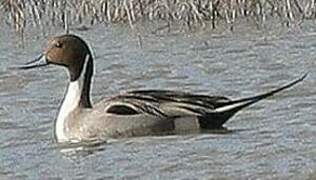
1, 0, 316, 36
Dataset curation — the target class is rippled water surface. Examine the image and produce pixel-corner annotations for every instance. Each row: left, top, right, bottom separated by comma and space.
1, 23, 316, 179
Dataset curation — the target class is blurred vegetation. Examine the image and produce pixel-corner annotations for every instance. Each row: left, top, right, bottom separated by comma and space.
1, 0, 316, 35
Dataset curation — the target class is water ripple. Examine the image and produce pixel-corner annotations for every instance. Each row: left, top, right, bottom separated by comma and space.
0, 25, 315, 179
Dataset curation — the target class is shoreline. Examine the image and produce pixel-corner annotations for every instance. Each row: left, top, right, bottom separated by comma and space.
1, 0, 316, 35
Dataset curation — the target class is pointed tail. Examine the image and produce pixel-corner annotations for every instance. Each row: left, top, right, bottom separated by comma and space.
199, 73, 307, 129
215, 73, 307, 113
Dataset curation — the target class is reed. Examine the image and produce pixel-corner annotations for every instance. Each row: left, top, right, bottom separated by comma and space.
1, 0, 316, 35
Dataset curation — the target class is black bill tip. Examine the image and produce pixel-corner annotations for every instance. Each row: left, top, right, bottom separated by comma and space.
18, 54, 48, 70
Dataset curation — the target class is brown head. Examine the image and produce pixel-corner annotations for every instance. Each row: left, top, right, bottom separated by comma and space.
20, 34, 94, 107
21, 34, 93, 82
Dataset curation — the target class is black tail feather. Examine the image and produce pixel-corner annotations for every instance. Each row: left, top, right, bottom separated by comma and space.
199, 73, 307, 129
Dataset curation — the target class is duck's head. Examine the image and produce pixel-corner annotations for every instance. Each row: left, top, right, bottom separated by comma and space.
21, 34, 93, 81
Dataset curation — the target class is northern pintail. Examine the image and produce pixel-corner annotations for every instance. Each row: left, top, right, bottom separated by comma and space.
20, 34, 306, 143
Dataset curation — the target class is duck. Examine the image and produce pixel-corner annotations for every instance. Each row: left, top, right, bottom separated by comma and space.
20, 34, 306, 143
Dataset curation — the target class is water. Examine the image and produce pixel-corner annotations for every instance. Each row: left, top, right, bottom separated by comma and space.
1, 23, 316, 179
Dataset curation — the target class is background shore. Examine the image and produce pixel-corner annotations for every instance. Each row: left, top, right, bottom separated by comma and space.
2, 0, 316, 35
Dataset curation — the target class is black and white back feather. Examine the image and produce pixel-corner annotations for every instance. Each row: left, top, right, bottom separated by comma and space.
103, 73, 307, 129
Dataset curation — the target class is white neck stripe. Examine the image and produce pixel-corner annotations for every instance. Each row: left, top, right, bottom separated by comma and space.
55, 55, 90, 142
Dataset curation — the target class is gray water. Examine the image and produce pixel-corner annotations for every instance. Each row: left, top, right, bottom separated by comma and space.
1, 23, 316, 179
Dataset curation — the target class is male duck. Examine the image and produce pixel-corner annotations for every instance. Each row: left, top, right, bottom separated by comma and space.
20, 34, 306, 143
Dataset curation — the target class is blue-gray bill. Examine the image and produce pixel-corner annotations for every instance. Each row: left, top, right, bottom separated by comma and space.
19, 54, 48, 69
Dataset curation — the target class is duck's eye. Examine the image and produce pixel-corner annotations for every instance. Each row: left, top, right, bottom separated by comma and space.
55, 42, 62, 48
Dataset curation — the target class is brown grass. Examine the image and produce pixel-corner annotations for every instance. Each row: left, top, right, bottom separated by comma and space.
1, 0, 316, 35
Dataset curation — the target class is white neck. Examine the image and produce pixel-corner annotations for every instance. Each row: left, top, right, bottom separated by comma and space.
55, 55, 89, 142
55, 80, 83, 142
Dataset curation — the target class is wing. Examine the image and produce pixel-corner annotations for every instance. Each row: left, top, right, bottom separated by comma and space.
102, 90, 231, 117
97, 73, 306, 129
